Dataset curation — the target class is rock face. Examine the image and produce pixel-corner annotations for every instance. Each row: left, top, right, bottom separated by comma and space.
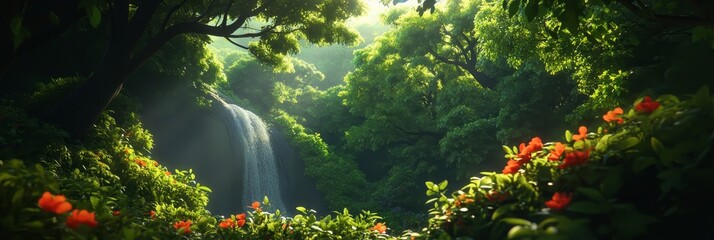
141, 90, 325, 216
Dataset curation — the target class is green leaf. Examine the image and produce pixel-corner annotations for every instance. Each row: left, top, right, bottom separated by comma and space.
507, 225, 534, 239
492, 204, 514, 220
197, 185, 212, 193
508, 0, 520, 17
595, 134, 611, 151
524, 0, 539, 21
656, 94, 679, 104
650, 137, 665, 154
263, 196, 270, 205
90, 196, 100, 208
425, 181, 435, 190
87, 6, 101, 28
619, 137, 640, 150
24, 221, 44, 229
576, 187, 605, 201
11, 188, 24, 204
565, 130, 573, 142
568, 201, 607, 214
501, 218, 531, 226
692, 26, 714, 43
502, 145, 514, 155
438, 180, 448, 190
296, 206, 307, 213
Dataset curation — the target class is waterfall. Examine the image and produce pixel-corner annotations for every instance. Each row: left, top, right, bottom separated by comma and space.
218, 100, 286, 213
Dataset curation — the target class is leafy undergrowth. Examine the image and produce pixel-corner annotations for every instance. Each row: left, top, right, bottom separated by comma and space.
1, 86, 713, 239
421, 87, 714, 239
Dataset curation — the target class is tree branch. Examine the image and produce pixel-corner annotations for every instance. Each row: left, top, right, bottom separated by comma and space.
160, 0, 189, 31
225, 37, 249, 49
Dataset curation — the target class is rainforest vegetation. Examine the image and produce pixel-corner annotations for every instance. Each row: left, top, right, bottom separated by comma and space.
1, 0, 713, 239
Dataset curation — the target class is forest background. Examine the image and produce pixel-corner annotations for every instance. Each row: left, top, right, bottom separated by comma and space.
1, 0, 713, 238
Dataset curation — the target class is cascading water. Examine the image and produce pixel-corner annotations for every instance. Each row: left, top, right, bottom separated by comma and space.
218, 100, 286, 212
144, 90, 326, 216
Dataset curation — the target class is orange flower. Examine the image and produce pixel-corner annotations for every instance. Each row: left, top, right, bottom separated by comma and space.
134, 159, 146, 167
165, 171, 172, 176
236, 213, 246, 227
545, 192, 572, 211
571, 126, 588, 141
635, 96, 660, 113
112, 210, 121, 216
516, 143, 532, 162
173, 220, 192, 234
371, 222, 387, 234
66, 209, 98, 229
486, 191, 509, 202
153, 161, 159, 167
603, 107, 624, 124
502, 159, 521, 174
559, 150, 590, 169
218, 218, 235, 229
526, 137, 543, 152
38, 192, 73, 214
149, 210, 156, 219
250, 201, 262, 212
548, 142, 565, 161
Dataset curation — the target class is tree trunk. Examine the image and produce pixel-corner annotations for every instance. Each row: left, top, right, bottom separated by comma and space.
40, 42, 129, 138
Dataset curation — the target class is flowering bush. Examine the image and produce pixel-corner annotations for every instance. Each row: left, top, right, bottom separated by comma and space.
2, 79, 712, 239
0, 88, 395, 239
419, 87, 714, 239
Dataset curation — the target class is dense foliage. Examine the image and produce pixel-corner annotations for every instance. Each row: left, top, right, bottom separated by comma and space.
422, 89, 714, 239
2, 0, 713, 239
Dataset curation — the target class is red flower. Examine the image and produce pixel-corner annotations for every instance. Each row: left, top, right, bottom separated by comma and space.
236, 213, 246, 227
572, 126, 588, 141
134, 159, 147, 167
173, 220, 192, 234
516, 143, 532, 162
527, 137, 543, 152
66, 209, 98, 228
545, 192, 572, 211
502, 159, 521, 174
218, 218, 235, 229
603, 107, 624, 124
548, 142, 565, 161
250, 201, 262, 212
149, 210, 156, 219
38, 192, 73, 214
559, 150, 590, 169
635, 96, 660, 113
371, 222, 387, 234
112, 210, 121, 216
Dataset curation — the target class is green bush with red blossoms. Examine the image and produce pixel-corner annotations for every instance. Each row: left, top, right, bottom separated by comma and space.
1, 78, 713, 239
419, 87, 714, 239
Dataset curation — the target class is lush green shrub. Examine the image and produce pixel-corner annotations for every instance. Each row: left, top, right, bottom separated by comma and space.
419, 87, 714, 239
